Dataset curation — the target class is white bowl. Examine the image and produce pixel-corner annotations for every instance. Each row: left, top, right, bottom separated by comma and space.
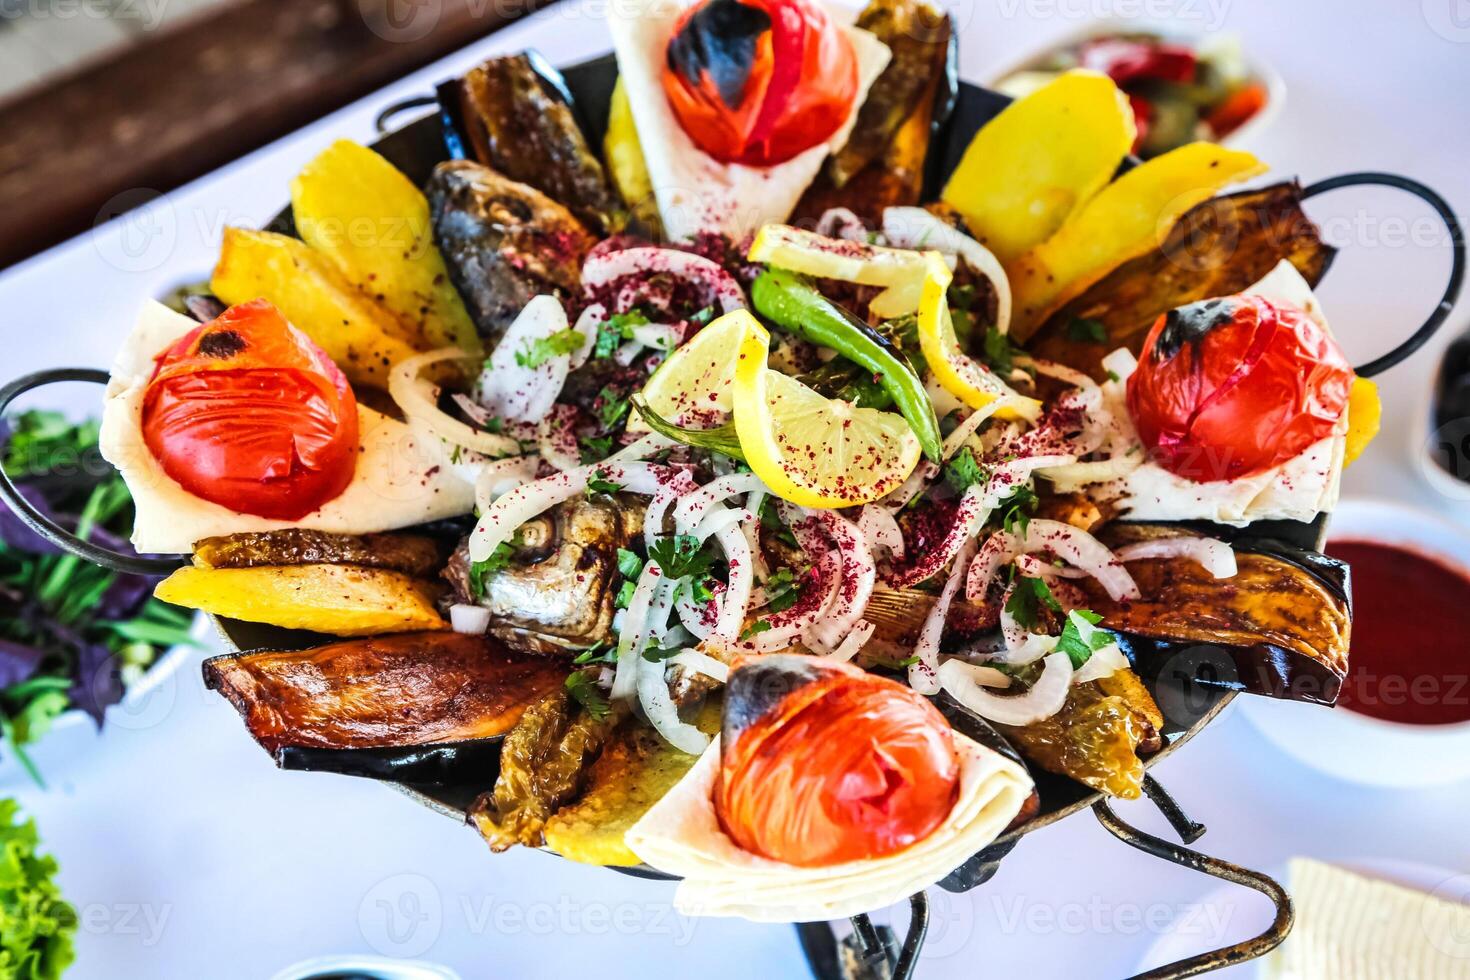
985, 21, 1285, 155
1237, 498, 1470, 787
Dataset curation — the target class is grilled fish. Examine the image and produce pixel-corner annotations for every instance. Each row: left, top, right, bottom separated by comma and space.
428, 160, 596, 346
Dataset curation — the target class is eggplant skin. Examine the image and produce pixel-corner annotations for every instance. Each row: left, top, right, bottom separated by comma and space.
203, 632, 565, 754
192, 529, 444, 578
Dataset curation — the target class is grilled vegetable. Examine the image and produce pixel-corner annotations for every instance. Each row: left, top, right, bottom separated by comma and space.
445, 495, 643, 654
290, 140, 481, 357
428, 160, 596, 346
156, 564, 446, 636
543, 700, 721, 866
603, 79, 660, 233
1029, 182, 1336, 378
210, 227, 421, 389
470, 688, 622, 851
192, 529, 444, 578
752, 268, 943, 461
1085, 527, 1352, 705
443, 53, 621, 233
203, 632, 564, 781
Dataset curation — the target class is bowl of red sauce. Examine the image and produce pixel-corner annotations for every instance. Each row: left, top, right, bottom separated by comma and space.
1239, 498, 1470, 786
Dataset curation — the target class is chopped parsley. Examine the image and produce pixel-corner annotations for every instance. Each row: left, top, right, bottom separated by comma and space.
944, 446, 988, 494
1005, 576, 1062, 631
740, 620, 772, 641
586, 469, 623, 495
615, 579, 637, 610
868, 653, 920, 670
565, 671, 610, 720
641, 645, 682, 663
689, 305, 716, 327
759, 496, 799, 549
573, 643, 616, 665
616, 547, 644, 580
1067, 317, 1109, 344
515, 328, 582, 368
468, 540, 516, 598
595, 386, 631, 429
648, 534, 715, 580
982, 326, 1021, 375
594, 310, 650, 358
763, 567, 803, 614
579, 435, 614, 462
1106, 369, 1122, 383
1055, 609, 1115, 667
997, 484, 1039, 536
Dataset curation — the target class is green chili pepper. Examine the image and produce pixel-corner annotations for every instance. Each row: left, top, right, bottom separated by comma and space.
752, 268, 944, 462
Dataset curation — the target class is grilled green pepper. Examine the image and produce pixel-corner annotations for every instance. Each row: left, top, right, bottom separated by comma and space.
752, 268, 944, 462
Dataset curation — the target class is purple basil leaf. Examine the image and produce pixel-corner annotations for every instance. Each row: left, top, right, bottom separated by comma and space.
0, 482, 63, 555
0, 639, 44, 689
96, 574, 156, 621
68, 642, 123, 728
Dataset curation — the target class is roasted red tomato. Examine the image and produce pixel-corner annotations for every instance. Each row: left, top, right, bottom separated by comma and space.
1127, 293, 1353, 482
716, 655, 960, 867
662, 0, 858, 167
142, 299, 359, 520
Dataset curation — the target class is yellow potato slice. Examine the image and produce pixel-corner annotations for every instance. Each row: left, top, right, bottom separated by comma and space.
941, 70, 1135, 266
604, 79, 657, 229
211, 227, 421, 388
290, 139, 481, 358
1343, 376, 1381, 466
155, 564, 446, 637
1008, 142, 1267, 341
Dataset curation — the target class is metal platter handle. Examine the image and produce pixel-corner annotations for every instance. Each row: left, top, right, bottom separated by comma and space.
0, 367, 183, 576
1302, 171, 1465, 378
1092, 778, 1293, 980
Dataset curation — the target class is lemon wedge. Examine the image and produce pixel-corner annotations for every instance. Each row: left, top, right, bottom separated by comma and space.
629, 308, 747, 434
748, 224, 932, 319
916, 251, 1041, 421
730, 315, 921, 508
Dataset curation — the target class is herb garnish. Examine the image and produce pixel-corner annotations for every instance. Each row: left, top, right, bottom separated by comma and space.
944, 446, 988, 494
762, 567, 802, 614
997, 485, 1039, 536
586, 469, 624, 495
1055, 609, 1116, 667
565, 671, 610, 720
594, 311, 650, 358
1005, 576, 1062, 631
1067, 317, 1109, 344
595, 386, 631, 430
515, 329, 582, 368
468, 539, 517, 598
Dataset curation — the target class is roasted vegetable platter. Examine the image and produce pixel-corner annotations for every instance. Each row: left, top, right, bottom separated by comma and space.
0, 1, 1462, 977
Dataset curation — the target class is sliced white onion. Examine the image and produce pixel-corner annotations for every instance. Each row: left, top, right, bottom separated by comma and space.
472, 456, 539, 513
983, 456, 1076, 508
712, 522, 754, 642
1101, 347, 1138, 384
1022, 520, 1141, 601
638, 650, 710, 754
965, 531, 1021, 602
476, 295, 572, 423
643, 469, 700, 550
910, 535, 978, 695
857, 505, 904, 560
1038, 452, 1142, 491
986, 632, 1058, 668
613, 563, 664, 700
582, 246, 746, 314
1115, 537, 1237, 579
744, 508, 842, 653
537, 404, 581, 473
802, 510, 875, 654
669, 649, 730, 683
826, 620, 876, 663
940, 659, 1013, 689
675, 592, 716, 641
390, 348, 521, 457
880, 460, 939, 512
816, 208, 869, 242
1073, 642, 1129, 685
674, 473, 768, 531
614, 339, 645, 367
941, 397, 1023, 461
629, 322, 680, 352
885, 484, 992, 589
883, 207, 1013, 336
569, 304, 605, 370
449, 603, 490, 634
939, 652, 1073, 726
691, 506, 751, 543
742, 490, 770, 583
997, 583, 1028, 652
608, 431, 676, 465
1014, 354, 1101, 398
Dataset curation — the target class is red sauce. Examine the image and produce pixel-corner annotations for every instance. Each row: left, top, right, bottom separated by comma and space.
1328, 540, 1470, 725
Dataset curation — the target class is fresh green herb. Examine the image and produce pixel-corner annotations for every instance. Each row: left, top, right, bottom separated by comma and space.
982, 326, 1025, 376
759, 496, 799, 548
595, 386, 631, 430
0, 799, 76, 980
1005, 576, 1062, 631
484, 416, 505, 435
948, 283, 978, 348
763, 567, 803, 614
515, 328, 583, 368
615, 579, 637, 610
1106, 369, 1122, 383
997, 485, 1039, 536
565, 671, 610, 720
689, 305, 716, 327
573, 643, 616, 665
579, 435, 614, 463
616, 548, 644, 580
468, 540, 516, 599
1067, 317, 1109, 344
648, 534, 715, 581
594, 310, 650, 358
944, 446, 989, 494
740, 620, 772, 641
586, 469, 624, 495
949, 282, 977, 311
867, 653, 920, 670
641, 645, 682, 663
1054, 609, 1116, 668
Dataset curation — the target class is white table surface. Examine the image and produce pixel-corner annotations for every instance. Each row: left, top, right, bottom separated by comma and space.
2, 1, 1469, 977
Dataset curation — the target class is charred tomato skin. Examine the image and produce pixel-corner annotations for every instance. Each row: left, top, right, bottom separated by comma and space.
142, 298, 358, 520
1126, 294, 1353, 482
717, 654, 960, 867
662, 0, 859, 167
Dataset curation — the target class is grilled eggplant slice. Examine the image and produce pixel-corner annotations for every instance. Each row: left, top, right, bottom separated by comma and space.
203, 632, 564, 781
1085, 526, 1352, 706
193, 529, 444, 577
441, 53, 620, 233
428, 160, 596, 345
444, 495, 644, 655
1028, 182, 1336, 379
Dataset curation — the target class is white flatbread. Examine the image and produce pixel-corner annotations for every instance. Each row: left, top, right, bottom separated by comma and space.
625, 733, 1032, 921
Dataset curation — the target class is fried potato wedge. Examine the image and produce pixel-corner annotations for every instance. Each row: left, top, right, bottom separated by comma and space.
290, 139, 481, 358
1008, 142, 1267, 341
211, 227, 421, 388
941, 70, 1135, 266
155, 563, 446, 636
603, 79, 659, 233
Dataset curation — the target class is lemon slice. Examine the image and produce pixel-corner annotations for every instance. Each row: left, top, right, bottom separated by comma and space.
917, 251, 1041, 421
731, 318, 921, 508
628, 308, 749, 434
748, 224, 931, 319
